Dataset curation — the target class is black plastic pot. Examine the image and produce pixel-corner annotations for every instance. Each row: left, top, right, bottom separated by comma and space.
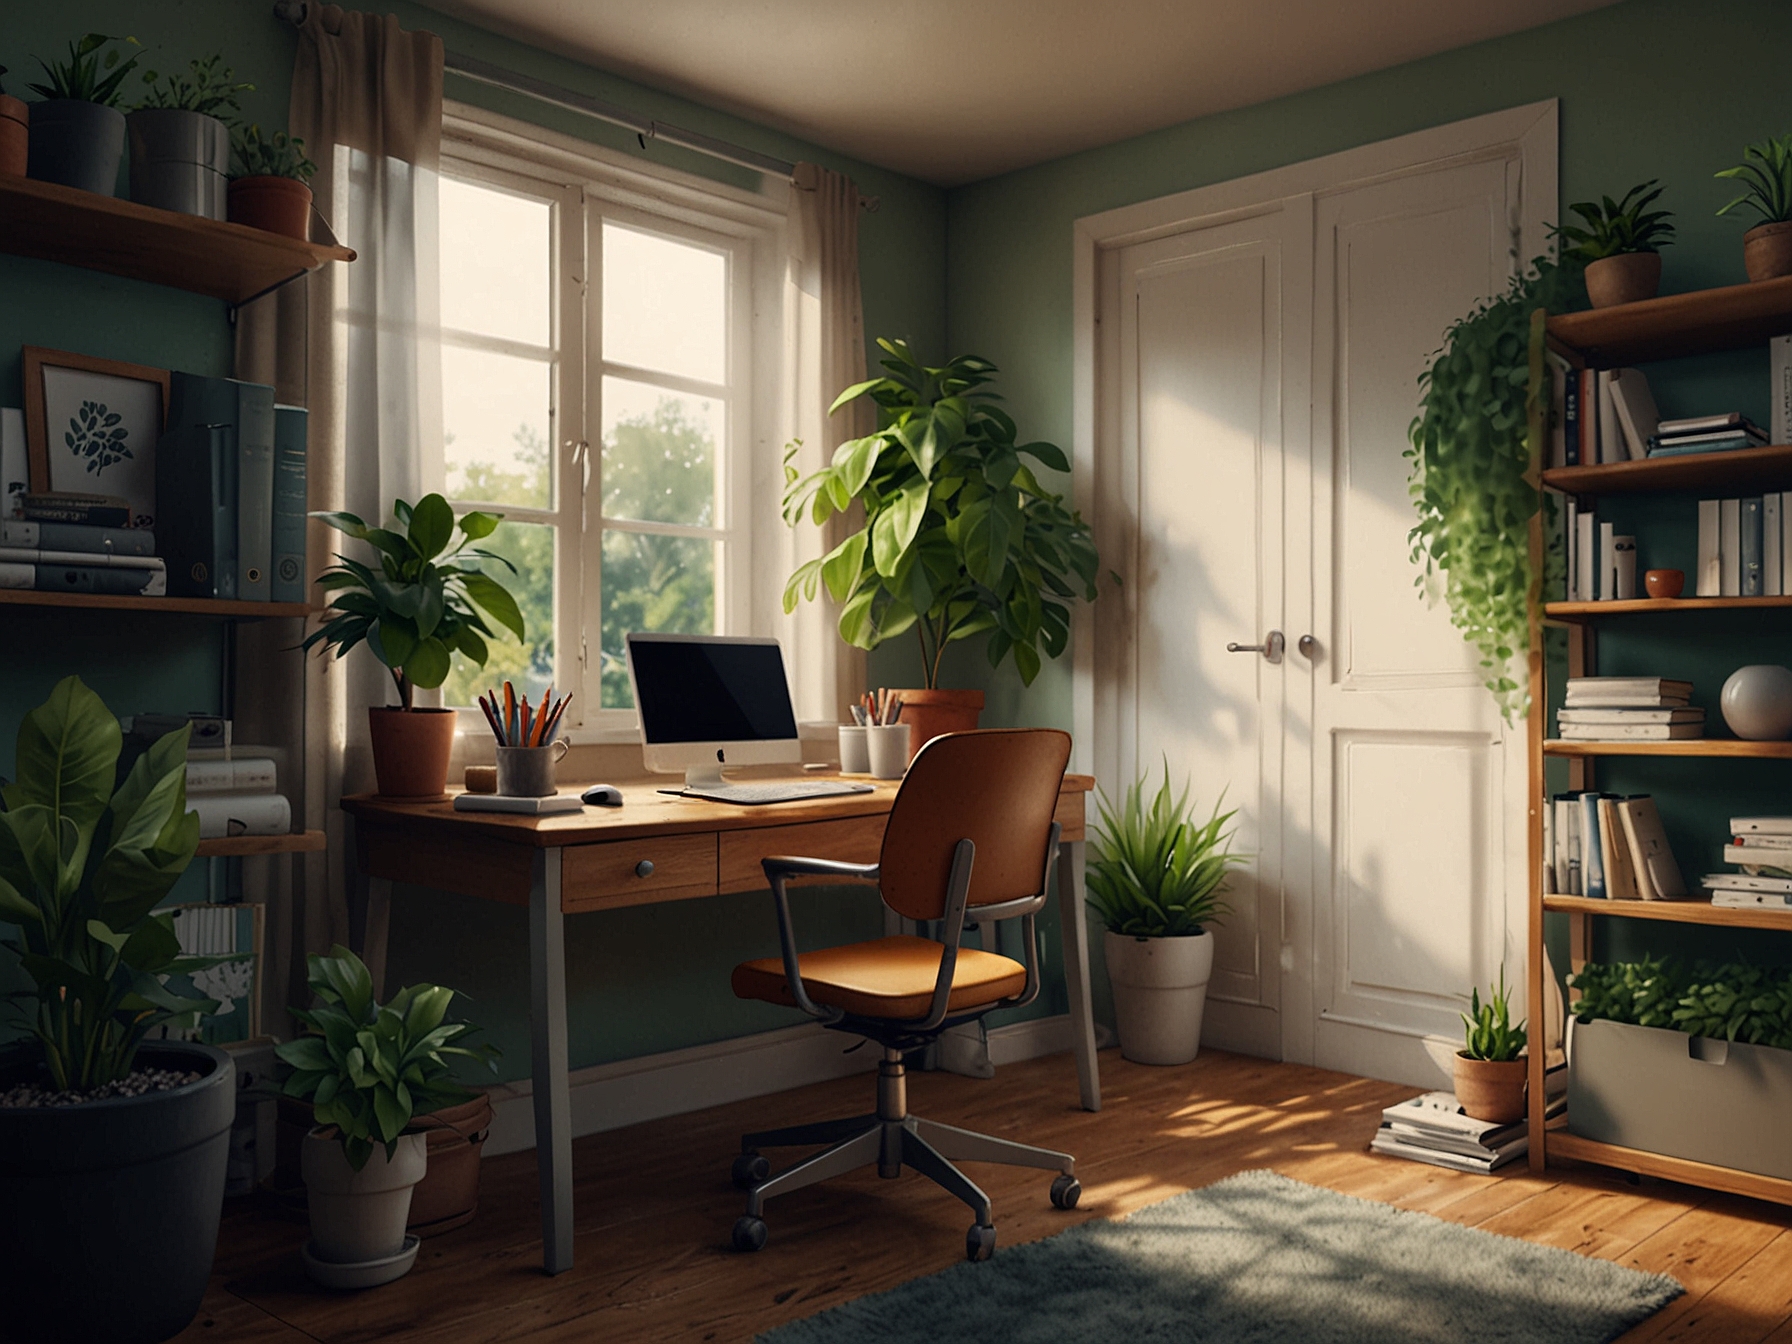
128, 108, 230, 219
27, 98, 126, 195
0, 1041, 235, 1344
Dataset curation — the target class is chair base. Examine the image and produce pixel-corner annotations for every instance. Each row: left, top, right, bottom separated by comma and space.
731, 1049, 1076, 1258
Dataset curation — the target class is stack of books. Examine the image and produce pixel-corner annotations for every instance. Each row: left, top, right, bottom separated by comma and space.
0, 513, 167, 597
1546, 360, 1660, 467
124, 714, 291, 838
1370, 1072, 1566, 1174
1695, 495, 1792, 597
1649, 412, 1769, 459
1705, 816, 1792, 911
1558, 677, 1700, 740
1545, 790, 1687, 901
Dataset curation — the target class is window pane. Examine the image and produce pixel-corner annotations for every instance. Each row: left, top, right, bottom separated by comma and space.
443, 345, 552, 509
601, 378, 721, 526
602, 223, 725, 383
440, 176, 550, 346
443, 520, 556, 711
600, 532, 715, 709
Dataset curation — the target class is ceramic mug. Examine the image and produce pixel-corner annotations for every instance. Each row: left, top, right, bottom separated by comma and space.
496, 740, 571, 797
866, 723, 911, 779
1643, 568, 1684, 600
838, 724, 870, 774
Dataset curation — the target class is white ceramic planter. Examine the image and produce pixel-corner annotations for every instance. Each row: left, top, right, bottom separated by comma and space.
301, 1129, 427, 1273
1104, 929, 1214, 1065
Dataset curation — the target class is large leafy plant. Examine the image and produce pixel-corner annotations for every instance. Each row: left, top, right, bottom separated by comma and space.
28, 33, 142, 106
1084, 763, 1247, 938
302, 493, 525, 710
1460, 968, 1526, 1062
1407, 251, 1586, 721
136, 53, 253, 117
1716, 133, 1792, 226
782, 339, 1101, 688
1556, 181, 1676, 259
275, 946, 496, 1170
0, 676, 216, 1091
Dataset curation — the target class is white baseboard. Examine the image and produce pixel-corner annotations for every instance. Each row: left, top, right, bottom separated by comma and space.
483, 1013, 1079, 1157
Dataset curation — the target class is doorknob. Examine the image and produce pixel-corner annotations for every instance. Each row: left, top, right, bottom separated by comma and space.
1226, 630, 1284, 664
1298, 634, 1320, 660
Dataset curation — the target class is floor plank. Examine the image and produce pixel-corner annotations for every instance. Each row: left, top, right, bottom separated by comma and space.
174, 1048, 1792, 1343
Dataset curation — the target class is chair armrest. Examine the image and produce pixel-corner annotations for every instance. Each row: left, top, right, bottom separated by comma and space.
760, 855, 880, 883
760, 854, 879, 1026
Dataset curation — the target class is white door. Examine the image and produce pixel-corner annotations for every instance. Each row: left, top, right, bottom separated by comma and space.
1088, 105, 1552, 1085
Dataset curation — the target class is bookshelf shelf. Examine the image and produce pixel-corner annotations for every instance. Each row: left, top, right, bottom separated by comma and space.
1543, 893, 1792, 931
195, 830, 327, 858
1546, 595, 1792, 619
1545, 1130, 1792, 1207
0, 590, 313, 619
0, 174, 354, 305
1546, 273, 1792, 366
1543, 739, 1792, 758
1542, 443, 1792, 497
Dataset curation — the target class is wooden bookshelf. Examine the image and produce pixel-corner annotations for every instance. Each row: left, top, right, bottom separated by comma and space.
1546, 1130, 1792, 1207
196, 830, 327, 858
1542, 443, 1792, 496
1544, 739, 1792, 758
0, 173, 354, 305
1544, 893, 1792, 931
1545, 595, 1792, 618
1546, 273, 1792, 366
0, 590, 313, 619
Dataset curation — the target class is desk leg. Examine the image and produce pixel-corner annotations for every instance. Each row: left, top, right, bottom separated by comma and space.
346, 820, 394, 1000
1057, 839, 1100, 1112
529, 848, 574, 1275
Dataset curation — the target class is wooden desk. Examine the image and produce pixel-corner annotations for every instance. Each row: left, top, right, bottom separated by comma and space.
341, 774, 1098, 1275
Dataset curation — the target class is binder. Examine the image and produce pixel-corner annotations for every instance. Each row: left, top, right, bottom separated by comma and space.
1768, 494, 1784, 598
1721, 498, 1741, 596
156, 423, 235, 599
1696, 499, 1721, 597
272, 405, 309, 604
1743, 496, 1764, 598
236, 382, 275, 601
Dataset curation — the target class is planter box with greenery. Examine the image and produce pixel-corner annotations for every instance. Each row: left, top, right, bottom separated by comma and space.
228, 121, 316, 240
129, 54, 251, 220
0, 676, 232, 1344
1717, 132, 1792, 282
26, 33, 142, 196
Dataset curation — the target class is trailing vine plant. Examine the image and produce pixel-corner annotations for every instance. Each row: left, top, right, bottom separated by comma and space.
1405, 250, 1586, 720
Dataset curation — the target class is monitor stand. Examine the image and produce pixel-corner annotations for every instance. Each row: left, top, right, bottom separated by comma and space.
683, 762, 729, 791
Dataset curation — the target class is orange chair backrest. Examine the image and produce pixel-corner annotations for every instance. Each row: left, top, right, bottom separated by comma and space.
878, 729, 1072, 923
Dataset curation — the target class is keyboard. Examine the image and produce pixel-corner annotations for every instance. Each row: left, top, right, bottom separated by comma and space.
675, 780, 878, 806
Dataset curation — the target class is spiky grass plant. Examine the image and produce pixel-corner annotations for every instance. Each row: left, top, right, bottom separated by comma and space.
1085, 763, 1247, 938
1460, 967, 1527, 1062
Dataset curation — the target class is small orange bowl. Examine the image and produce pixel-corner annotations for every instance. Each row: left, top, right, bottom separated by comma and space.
1644, 569, 1684, 599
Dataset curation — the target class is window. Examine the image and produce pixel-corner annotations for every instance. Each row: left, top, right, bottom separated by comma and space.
436, 110, 774, 734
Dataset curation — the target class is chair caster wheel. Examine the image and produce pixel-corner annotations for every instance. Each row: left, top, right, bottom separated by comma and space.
732, 1153, 769, 1189
965, 1223, 996, 1262
1050, 1174, 1081, 1209
732, 1215, 769, 1252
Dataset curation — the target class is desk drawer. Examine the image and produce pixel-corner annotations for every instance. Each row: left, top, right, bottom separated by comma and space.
561, 834, 718, 913
718, 814, 886, 893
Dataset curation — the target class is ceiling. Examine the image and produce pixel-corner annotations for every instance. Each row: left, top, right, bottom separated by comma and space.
414, 0, 1618, 187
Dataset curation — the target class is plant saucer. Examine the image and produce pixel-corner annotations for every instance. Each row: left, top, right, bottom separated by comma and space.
301, 1234, 420, 1290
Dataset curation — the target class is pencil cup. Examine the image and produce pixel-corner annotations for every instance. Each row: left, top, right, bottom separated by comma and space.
866, 723, 911, 779
496, 740, 570, 797
838, 725, 870, 774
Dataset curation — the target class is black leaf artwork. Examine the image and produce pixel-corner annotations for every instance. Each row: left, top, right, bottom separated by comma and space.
65, 399, 133, 474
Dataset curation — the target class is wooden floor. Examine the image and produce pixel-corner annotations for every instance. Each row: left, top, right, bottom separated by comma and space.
179, 1048, 1792, 1343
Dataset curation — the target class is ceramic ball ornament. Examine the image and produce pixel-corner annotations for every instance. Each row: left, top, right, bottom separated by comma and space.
1721, 665, 1792, 740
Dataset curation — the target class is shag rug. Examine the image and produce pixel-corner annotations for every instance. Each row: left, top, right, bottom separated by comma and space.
758, 1170, 1681, 1344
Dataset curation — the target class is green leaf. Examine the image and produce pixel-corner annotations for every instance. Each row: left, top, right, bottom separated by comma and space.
403, 636, 452, 689
407, 493, 455, 561
458, 509, 502, 541
820, 531, 868, 603
310, 510, 369, 540
459, 572, 525, 641
7, 675, 120, 836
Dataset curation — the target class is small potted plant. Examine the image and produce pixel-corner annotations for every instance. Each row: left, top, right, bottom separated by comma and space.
1454, 968, 1527, 1123
0, 67, 28, 177
782, 338, 1102, 751
0, 676, 234, 1343
25, 33, 143, 195
229, 121, 317, 240
129, 53, 252, 220
1556, 180, 1675, 308
276, 946, 496, 1287
1716, 132, 1792, 282
1084, 763, 1247, 1066
301, 493, 524, 799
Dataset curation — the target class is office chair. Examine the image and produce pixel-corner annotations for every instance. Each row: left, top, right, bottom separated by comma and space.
728, 728, 1079, 1262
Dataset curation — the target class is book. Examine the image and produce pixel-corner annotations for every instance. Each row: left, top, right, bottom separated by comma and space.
271, 404, 308, 604
1647, 433, 1767, 458
1, 407, 24, 519
1770, 494, 1784, 598
123, 713, 232, 754
1557, 722, 1703, 740
1608, 367, 1660, 460
1576, 508, 1596, 606
1554, 795, 1579, 895
1564, 677, 1692, 701
1659, 412, 1765, 437
1599, 520, 1615, 600
1728, 831, 1792, 849
452, 792, 586, 815
189, 792, 291, 839
0, 547, 166, 573
1565, 499, 1578, 600
1615, 796, 1686, 901
1370, 1129, 1527, 1174
167, 373, 276, 603
1598, 370, 1623, 464
0, 518, 155, 556
1697, 498, 1721, 597
1782, 491, 1792, 596
1600, 796, 1641, 900
1744, 496, 1765, 597
185, 757, 277, 795
1774, 334, 1792, 447
1563, 361, 1581, 467
2, 562, 165, 596
1703, 872, 1792, 895
21, 492, 131, 527
1579, 369, 1599, 467
1582, 792, 1607, 899
1721, 498, 1741, 595
157, 424, 235, 599
1732, 817, 1792, 836
1556, 708, 1704, 724
1542, 799, 1556, 895
1711, 889, 1792, 911
1723, 844, 1792, 873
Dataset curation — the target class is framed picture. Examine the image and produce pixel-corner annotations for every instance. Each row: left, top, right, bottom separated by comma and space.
23, 346, 171, 531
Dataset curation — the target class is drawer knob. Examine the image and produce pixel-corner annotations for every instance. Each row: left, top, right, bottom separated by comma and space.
635, 859, 655, 878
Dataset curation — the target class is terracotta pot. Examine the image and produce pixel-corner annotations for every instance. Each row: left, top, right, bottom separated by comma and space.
0, 95, 27, 177
1453, 1052, 1526, 1124
1584, 252, 1662, 308
892, 688, 984, 761
367, 706, 457, 800
228, 174, 312, 241
1744, 221, 1792, 283
1644, 569, 1684, 600
405, 1092, 494, 1236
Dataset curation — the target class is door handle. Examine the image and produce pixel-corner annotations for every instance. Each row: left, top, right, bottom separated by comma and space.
1298, 634, 1319, 660
1226, 630, 1284, 664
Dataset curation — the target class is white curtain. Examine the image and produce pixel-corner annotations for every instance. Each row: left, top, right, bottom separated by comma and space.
780, 162, 870, 725
235, 3, 443, 1018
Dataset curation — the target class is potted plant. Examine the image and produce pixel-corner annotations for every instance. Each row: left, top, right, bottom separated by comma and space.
25, 33, 143, 195
1454, 968, 1527, 1123
275, 945, 496, 1287
129, 54, 252, 220
0, 675, 234, 1344
1716, 132, 1792, 282
782, 339, 1101, 750
1084, 763, 1247, 1066
0, 67, 27, 177
301, 493, 524, 799
228, 121, 316, 240
1555, 180, 1675, 308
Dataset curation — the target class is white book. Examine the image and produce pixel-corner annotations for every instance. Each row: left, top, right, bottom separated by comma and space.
1712, 889, 1792, 911
1732, 817, 1792, 836
185, 758, 277, 795
1721, 498, 1742, 595
0, 408, 24, 520
0, 547, 165, 572
1703, 872, 1792, 895
1554, 796, 1577, 895
1661, 412, 1761, 435
1774, 335, 1792, 447
1608, 368, 1659, 461
1576, 509, 1597, 605
1599, 521, 1615, 601
1782, 491, 1792, 597
1729, 832, 1792, 849
189, 793, 291, 839
1562, 695, 1692, 710
1724, 844, 1792, 869
1615, 796, 1686, 900
1770, 494, 1785, 597
1697, 498, 1722, 596
1558, 723, 1703, 741
452, 793, 585, 815
1557, 708, 1703, 724
1566, 677, 1693, 696
0, 561, 30, 589
1371, 1131, 1523, 1174
1597, 371, 1623, 464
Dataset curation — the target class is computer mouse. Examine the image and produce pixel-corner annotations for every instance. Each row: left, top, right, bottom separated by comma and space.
581, 784, 624, 807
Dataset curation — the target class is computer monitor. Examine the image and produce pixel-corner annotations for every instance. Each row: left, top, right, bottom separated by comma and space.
625, 633, 802, 789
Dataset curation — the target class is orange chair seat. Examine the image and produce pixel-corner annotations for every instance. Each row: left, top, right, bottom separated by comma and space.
732, 935, 1027, 1020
